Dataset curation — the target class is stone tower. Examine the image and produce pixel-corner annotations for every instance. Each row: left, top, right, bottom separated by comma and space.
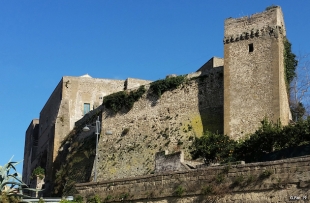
224, 6, 291, 139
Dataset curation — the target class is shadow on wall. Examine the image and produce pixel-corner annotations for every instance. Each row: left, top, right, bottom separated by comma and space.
197, 70, 224, 134
51, 132, 96, 197
262, 144, 310, 162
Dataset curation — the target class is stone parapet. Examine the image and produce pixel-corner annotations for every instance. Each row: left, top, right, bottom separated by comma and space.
76, 155, 310, 202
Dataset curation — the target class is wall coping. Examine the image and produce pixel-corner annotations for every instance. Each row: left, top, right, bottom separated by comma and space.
76, 154, 310, 188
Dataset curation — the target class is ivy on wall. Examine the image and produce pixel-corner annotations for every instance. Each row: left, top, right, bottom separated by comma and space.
149, 75, 186, 97
102, 85, 146, 113
102, 75, 187, 113
283, 37, 298, 88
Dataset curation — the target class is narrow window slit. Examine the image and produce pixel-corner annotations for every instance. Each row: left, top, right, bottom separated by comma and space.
249, 43, 254, 52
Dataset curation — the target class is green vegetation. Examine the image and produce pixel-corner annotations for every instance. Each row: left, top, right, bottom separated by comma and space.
119, 193, 129, 200
260, 169, 273, 179
86, 194, 101, 203
59, 199, 79, 203
103, 85, 146, 113
191, 131, 236, 164
283, 37, 298, 87
283, 37, 304, 120
201, 185, 214, 195
54, 135, 96, 197
149, 75, 186, 97
174, 185, 185, 197
232, 175, 244, 187
38, 198, 45, 203
0, 157, 39, 201
215, 173, 225, 183
32, 166, 45, 179
104, 195, 112, 202
191, 117, 310, 163
0, 192, 19, 203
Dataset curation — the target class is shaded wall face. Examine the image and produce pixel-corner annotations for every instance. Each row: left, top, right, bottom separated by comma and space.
22, 120, 39, 185
97, 75, 223, 181
36, 80, 63, 196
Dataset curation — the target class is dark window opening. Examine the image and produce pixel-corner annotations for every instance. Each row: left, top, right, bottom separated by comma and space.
249, 43, 254, 52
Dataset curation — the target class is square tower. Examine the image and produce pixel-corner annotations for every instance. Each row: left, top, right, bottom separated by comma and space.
224, 6, 291, 139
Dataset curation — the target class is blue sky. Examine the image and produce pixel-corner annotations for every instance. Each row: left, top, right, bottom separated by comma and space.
1, 1, 310, 174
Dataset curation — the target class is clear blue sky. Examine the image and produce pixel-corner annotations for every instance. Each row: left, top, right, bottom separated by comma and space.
1, 1, 309, 174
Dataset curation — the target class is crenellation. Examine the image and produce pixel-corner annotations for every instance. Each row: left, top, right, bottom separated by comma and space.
224, 25, 284, 44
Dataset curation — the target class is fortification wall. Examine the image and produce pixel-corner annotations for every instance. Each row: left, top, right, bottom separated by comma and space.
96, 71, 223, 181
224, 6, 285, 36
125, 78, 152, 90
22, 119, 39, 185
76, 155, 310, 203
154, 151, 188, 173
61, 76, 125, 129
55, 77, 124, 151
38, 79, 63, 189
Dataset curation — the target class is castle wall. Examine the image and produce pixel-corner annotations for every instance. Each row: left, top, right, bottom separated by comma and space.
22, 119, 39, 185
30, 76, 126, 195
224, 7, 286, 36
96, 71, 223, 181
76, 155, 310, 203
196, 57, 223, 75
37, 79, 63, 194
224, 6, 290, 139
154, 151, 188, 173
24, 6, 296, 198
125, 78, 152, 90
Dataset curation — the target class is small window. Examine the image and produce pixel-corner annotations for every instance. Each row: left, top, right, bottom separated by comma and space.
84, 103, 90, 115
249, 43, 254, 52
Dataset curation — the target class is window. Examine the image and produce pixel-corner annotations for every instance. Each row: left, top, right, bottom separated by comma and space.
249, 43, 254, 52
84, 103, 90, 115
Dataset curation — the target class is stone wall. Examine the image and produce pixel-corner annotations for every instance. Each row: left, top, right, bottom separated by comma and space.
22, 119, 39, 185
96, 71, 223, 181
223, 6, 290, 139
196, 57, 223, 75
224, 6, 286, 36
76, 155, 310, 203
125, 78, 152, 90
28, 75, 139, 196
154, 151, 188, 173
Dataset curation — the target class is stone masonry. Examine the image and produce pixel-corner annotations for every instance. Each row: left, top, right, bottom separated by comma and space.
24, 6, 294, 197
224, 7, 290, 139
76, 155, 310, 203
23, 74, 151, 196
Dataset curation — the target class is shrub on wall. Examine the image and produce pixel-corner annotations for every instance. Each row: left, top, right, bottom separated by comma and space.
149, 75, 186, 97
32, 166, 45, 179
102, 85, 146, 113
191, 131, 236, 164
283, 37, 298, 87
233, 118, 282, 163
191, 117, 310, 163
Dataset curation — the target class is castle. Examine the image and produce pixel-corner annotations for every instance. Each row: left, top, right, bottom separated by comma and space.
23, 6, 291, 196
